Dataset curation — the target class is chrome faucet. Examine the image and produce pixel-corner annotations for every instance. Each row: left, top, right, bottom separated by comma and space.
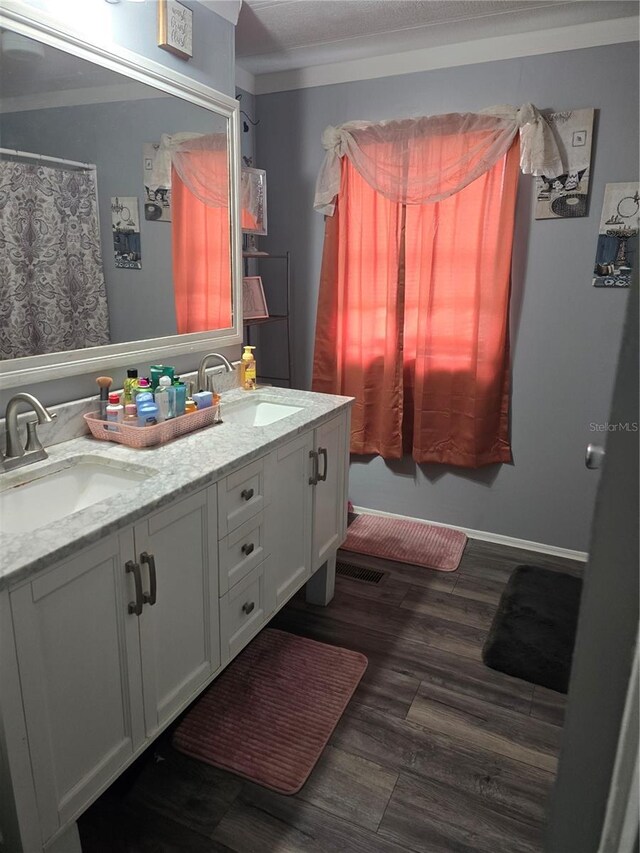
197, 352, 234, 394
2, 393, 57, 473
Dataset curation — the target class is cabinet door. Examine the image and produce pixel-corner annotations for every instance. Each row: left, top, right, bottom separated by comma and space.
267, 430, 314, 608
312, 412, 349, 572
135, 487, 219, 737
10, 530, 144, 841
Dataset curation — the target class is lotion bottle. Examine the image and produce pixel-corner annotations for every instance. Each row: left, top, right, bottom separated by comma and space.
241, 345, 257, 390
155, 375, 176, 421
106, 393, 124, 424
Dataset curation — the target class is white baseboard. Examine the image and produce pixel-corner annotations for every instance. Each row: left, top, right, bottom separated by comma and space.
352, 505, 588, 563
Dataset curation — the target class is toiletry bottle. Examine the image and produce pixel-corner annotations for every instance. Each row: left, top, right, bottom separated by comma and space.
193, 390, 213, 409
155, 375, 176, 421
173, 380, 187, 416
137, 400, 159, 427
150, 364, 175, 391
124, 403, 138, 424
123, 368, 138, 405
106, 392, 124, 428
133, 377, 152, 400
185, 399, 197, 414
241, 346, 257, 390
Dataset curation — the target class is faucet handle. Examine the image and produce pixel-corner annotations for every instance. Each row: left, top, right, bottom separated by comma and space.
24, 420, 44, 453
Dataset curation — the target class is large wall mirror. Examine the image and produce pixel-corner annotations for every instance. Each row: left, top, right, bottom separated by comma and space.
0, 10, 242, 389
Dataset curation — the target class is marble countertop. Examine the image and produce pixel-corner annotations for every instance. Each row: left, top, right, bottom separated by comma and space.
0, 387, 353, 591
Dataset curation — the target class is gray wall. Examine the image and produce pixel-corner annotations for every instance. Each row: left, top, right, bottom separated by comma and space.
0, 0, 239, 411
2, 97, 227, 345
255, 42, 639, 551
9, 0, 236, 97
236, 87, 257, 166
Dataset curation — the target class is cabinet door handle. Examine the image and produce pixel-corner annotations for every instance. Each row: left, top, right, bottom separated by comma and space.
242, 601, 255, 615
318, 447, 328, 482
126, 560, 143, 615
241, 542, 255, 556
140, 551, 157, 606
309, 449, 319, 485
241, 487, 254, 501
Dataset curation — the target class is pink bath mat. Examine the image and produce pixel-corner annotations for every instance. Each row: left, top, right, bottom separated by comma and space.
172, 628, 367, 795
341, 513, 467, 572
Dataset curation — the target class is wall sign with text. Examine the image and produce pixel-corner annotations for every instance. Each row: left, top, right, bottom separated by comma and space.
158, 0, 193, 61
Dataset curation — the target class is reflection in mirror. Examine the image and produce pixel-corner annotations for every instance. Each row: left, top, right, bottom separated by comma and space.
241, 167, 267, 236
0, 27, 233, 362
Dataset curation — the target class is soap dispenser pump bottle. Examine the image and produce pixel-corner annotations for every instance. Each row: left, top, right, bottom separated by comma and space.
241, 346, 257, 391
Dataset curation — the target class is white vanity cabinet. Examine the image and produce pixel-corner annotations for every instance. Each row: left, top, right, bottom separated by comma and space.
267, 430, 315, 609
311, 413, 349, 572
216, 408, 350, 661
267, 410, 350, 610
134, 487, 219, 738
1, 401, 351, 853
8, 485, 219, 848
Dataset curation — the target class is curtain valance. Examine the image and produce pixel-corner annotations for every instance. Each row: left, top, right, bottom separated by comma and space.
148, 132, 230, 208
314, 103, 563, 215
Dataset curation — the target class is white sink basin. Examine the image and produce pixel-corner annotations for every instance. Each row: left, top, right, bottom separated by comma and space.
223, 395, 304, 427
0, 459, 150, 534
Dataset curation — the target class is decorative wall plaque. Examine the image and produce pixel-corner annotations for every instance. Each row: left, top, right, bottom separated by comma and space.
158, 0, 193, 61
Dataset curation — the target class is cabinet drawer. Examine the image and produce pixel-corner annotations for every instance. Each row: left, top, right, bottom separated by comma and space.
219, 558, 274, 664
218, 511, 267, 596
218, 458, 266, 537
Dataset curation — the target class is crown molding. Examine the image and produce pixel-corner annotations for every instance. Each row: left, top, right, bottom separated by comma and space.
0, 82, 167, 114
235, 63, 256, 95
199, 1, 242, 26
249, 15, 639, 96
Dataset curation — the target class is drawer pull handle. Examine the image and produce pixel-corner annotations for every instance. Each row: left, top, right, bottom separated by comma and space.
241, 487, 254, 501
126, 560, 143, 616
242, 601, 255, 615
318, 447, 328, 482
309, 450, 319, 485
140, 551, 157, 606
241, 542, 255, 556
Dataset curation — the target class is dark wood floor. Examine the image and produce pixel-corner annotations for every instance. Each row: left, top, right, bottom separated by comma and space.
79, 539, 583, 853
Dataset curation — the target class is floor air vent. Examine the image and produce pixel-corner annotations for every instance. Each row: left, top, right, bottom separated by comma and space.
336, 561, 385, 584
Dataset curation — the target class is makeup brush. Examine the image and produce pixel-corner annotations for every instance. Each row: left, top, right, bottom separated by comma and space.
96, 376, 112, 420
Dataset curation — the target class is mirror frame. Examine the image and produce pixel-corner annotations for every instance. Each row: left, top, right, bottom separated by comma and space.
0, 5, 243, 390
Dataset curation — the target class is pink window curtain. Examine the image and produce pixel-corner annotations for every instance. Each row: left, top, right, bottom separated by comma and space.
312, 140, 520, 468
171, 157, 232, 334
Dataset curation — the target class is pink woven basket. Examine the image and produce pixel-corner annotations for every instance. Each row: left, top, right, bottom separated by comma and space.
84, 407, 220, 448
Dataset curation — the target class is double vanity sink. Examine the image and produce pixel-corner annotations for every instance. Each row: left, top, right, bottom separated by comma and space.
0, 392, 306, 541
222, 393, 303, 427
0, 384, 353, 853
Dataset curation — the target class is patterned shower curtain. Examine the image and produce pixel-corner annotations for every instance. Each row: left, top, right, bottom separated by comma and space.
0, 161, 110, 359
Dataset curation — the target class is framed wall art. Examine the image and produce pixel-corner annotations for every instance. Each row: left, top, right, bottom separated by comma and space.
111, 196, 142, 269
158, 0, 193, 61
593, 182, 639, 288
535, 108, 595, 219
241, 168, 268, 236
143, 142, 171, 222
243, 276, 269, 320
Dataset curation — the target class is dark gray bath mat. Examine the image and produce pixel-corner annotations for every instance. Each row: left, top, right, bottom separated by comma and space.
482, 565, 583, 694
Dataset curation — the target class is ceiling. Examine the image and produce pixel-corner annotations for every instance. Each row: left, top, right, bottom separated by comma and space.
0, 32, 122, 99
235, 0, 639, 76
0, 29, 166, 112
